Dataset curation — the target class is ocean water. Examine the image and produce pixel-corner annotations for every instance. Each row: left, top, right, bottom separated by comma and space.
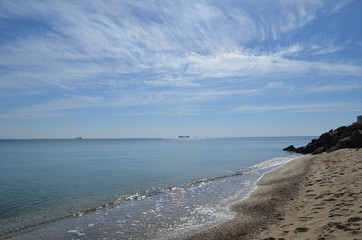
0, 137, 312, 239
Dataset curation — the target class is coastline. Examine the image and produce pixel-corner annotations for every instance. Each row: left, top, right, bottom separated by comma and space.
186, 148, 362, 239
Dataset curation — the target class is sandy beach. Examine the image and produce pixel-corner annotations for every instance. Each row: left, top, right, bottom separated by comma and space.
186, 148, 362, 240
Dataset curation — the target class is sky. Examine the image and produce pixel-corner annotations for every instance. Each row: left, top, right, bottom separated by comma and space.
0, 0, 361, 139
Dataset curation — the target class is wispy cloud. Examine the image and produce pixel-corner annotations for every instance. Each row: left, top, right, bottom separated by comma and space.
1, 0, 360, 96
311, 82, 362, 93
322, 0, 354, 14
0, 87, 263, 119
0, 95, 103, 119
0, 0, 361, 126
311, 45, 344, 55
234, 102, 361, 113
119, 105, 207, 117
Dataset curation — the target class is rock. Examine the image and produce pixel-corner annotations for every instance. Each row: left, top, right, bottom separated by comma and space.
312, 147, 324, 155
283, 122, 362, 154
283, 145, 296, 152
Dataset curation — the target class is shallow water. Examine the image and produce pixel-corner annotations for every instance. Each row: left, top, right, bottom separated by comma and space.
0, 137, 311, 239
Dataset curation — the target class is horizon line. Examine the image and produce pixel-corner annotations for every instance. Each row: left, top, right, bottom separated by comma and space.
0, 136, 317, 140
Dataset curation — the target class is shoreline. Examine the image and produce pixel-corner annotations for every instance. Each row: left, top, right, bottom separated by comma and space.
186, 148, 362, 239
1, 152, 303, 240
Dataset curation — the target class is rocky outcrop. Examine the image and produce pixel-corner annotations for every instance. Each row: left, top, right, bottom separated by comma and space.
284, 123, 362, 154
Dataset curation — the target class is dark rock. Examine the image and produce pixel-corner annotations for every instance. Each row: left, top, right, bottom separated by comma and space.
283, 122, 362, 154
283, 145, 296, 152
312, 147, 324, 154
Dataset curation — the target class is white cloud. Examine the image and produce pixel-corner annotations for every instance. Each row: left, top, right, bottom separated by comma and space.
0, 0, 361, 125
0, 96, 103, 119
1, 0, 359, 95
178, 50, 362, 82
0, 86, 264, 119
312, 45, 344, 55
120, 105, 206, 117
322, 0, 354, 14
234, 102, 361, 113
311, 82, 362, 93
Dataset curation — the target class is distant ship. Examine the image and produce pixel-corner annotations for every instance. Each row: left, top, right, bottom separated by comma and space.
75, 137, 82, 140
178, 136, 190, 139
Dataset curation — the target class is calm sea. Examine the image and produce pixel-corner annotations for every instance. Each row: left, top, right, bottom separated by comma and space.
0, 137, 312, 239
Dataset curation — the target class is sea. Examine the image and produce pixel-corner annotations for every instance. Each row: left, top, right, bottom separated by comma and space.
0, 137, 312, 239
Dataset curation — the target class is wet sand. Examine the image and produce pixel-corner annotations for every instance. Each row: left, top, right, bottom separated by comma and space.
186, 148, 362, 240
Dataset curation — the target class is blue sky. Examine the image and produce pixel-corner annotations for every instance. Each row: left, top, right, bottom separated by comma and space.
0, 0, 361, 138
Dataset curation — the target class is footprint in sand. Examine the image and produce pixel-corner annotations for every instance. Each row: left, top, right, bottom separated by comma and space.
348, 216, 362, 222
312, 207, 324, 210
294, 227, 309, 233
323, 198, 337, 202
298, 217, 313, 222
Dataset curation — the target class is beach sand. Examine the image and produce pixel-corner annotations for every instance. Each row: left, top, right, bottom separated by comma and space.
186, 148, 362, 240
